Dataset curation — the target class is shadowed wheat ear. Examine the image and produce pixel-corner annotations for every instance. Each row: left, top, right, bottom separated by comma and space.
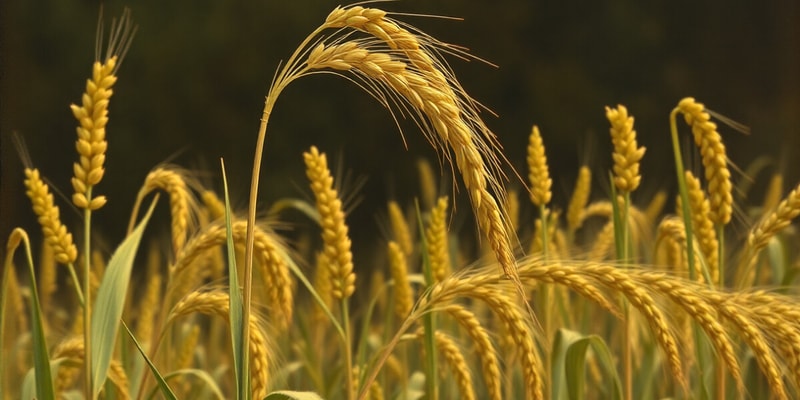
387, 241, 413, 319
567, 166, 592, 235
51, 337, 131, 399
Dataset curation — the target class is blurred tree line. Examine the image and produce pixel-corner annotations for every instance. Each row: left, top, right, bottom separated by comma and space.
2, 0, 798, 259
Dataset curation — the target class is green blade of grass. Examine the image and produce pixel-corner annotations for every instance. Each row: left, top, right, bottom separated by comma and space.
90, 197, 158, 397
551, 328, 622, 400
120, 319, 177, 400
221, 158, 247, 400
9, 229, 55, 400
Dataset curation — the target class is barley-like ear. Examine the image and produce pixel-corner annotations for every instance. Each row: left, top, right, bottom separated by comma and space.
131, 167, 197, 256
387, 241, 413, 319
135, 271, 162, 347
527, 125, 552, 207
427, 196, 452, 282
676, 98, 732, 225
684, 171, 719, 283
761, 173, 784, 213
304, 146, 356, 300
201, 189, 226, 221
606, 105, 646, 193
24, 168, 78, 264
444, 304, 502, 400
567, 166, 592, 235
417, 158, 438, 210
169, 290, 271, 399
387, 201, 413, 256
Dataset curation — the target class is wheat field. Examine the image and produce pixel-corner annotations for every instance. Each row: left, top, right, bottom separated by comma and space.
2, 4, 800, 400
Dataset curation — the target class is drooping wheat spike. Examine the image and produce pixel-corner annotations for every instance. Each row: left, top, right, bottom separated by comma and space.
387, 241, 413, 319
606, 105, 646, 193
387, 201, 413, 256
676, 98, 733, 225
308, 10, 518, 281
304, 146, 356, 300
684, 171, 719, 283
417, 158, 438, 210
131, 167, 196, 256
169, 220, 294, 329
629, 273, 744, 392
424, 280, 543, 399
527, 125, 553, 207
169, 290, 271, 399
419, 330, 476, 400
567, 166, 592, 235
51, 336, 131, 399
427, 196, 452, 282
443, 304, 502, 400
24, 168, 78, 264
742, 302, 800, 391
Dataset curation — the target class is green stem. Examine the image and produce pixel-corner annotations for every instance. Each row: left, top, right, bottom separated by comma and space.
341, 299, 355, 400
83, 187, 94, 399
66, 263, 85, 306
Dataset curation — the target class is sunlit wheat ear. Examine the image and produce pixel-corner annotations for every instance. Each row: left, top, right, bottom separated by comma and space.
527, 125, 552, 207
387, 201, 413, 256
70, 8, 135, 210
423, 279, 543, 399
606, 104, 646, 193
51, 336, 131, 399
168, 290, 271, 399
387, 241, 413, 319
130, 166, 198, 256
630, 273, 744, 392
426, 196, 452, 282
170, 220, 294, 329
304, 146, 356, 300
684, 171, 719, 282
740, 182, 800, 285
417, 330, 476, 400
567, 166, 592, 235
305, 8, 518, 281
24, 168, 78, 264
676, 97, 733, 225
443, 304, 502, 400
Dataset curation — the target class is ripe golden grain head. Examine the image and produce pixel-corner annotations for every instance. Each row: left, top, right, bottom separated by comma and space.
605, 104, 646, 193
23, 168, 78, 265
527, 125, 552, 207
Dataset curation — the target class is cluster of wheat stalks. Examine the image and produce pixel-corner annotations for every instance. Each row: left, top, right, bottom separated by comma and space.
3, 4, 800, 400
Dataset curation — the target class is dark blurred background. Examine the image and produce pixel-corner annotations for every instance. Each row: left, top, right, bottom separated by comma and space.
2, 0, 798, 258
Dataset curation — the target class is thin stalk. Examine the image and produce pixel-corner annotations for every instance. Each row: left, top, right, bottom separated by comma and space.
715, 224, 726, 400
537, 204, 552, 397
84, 187, 94, 400
341, 299, 355, 400
66, 263, 85, 306
670, 108, 710, 398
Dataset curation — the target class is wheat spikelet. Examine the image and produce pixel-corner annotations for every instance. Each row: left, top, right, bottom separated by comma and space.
655, 217, 696, 275
177, 323, 200, 370
387, 241, 413, 319
746, 182, 800, 263
201, 189, 225, 221
684, 171, 719, 282
417, 158, 438, 210
170, 220, 294, 329
588, 220, 615, 261
567, 166, 592, 234
505, 188, 521, 236
761, 173, 784, 213
387, 201, 413, 256
676, 97, 732, 225
135, 271, 161, 346
24, 168, 78, 264
304, 146, 356, 300
312, 251, 334, 325
630, 273, 744, 392
527, 125, 552, 206
132, 167, 196, 256
606, 105, 646, 193
444, 304, 502, 400
169, 290, 271, 399
427, 196, 452, 282
744, 303, 800, 390
419, 330, 476, 400
579, 264, 687, 392
51, 336, 131, 399
424, 279, 543, 399
644, 190, 668, 225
